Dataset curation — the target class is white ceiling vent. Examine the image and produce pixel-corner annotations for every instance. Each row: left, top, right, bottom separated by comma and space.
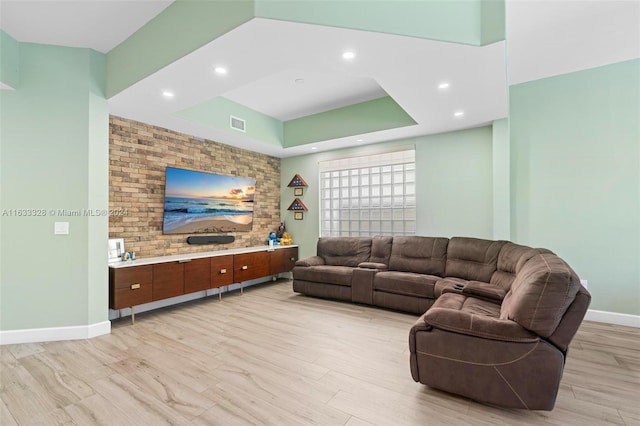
230, 116, 246, 132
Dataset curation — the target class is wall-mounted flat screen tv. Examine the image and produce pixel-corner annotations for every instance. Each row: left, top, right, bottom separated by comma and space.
162, 167, 255, 234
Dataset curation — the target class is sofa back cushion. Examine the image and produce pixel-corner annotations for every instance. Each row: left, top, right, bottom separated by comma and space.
445, 237, 507, 282
490, 243, 548, 290
388, 236, 449, 275
370, 236, 393, 265
317, 237, 372, 266
500, 253, 580, 337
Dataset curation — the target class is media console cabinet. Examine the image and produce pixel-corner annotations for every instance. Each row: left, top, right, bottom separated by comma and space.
109, 245, 298, 323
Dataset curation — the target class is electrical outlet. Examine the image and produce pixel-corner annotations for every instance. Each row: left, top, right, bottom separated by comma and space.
54, 222, 69, 235
580, 279, 588, 289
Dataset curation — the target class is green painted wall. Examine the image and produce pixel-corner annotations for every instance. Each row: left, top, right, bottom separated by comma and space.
480, 0, 505, 45
0, 30, 19, 89
176, 96, 283, 147
87, 51, 110, 325
415, 126, 494, 238
492, 118, 510, 240
510, 59, 640, 315
107, 0, 505, 98
281, 125, 494, 259
0, 43, 109, 331
106, 0, 254, 97
179, 95, 416, 149
257, 0, 503, 46
283, 96, 416, 147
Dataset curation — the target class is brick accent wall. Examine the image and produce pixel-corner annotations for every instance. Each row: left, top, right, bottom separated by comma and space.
109, 116, 281, 258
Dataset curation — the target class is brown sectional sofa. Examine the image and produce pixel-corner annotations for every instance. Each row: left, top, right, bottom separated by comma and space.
292, 236, 591, 410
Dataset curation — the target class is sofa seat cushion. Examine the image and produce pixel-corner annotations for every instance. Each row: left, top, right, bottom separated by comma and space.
373, 271, 439, 299
431, 292, 500, 316
434, 277, 469, 298
293, 265, 354, 287
425, 293, 538, 342
294, 256, 325, 267
462, 281, 508, 302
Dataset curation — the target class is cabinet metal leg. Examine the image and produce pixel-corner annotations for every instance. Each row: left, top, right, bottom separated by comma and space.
131, 306, 135, 325
240, 282, 244, 295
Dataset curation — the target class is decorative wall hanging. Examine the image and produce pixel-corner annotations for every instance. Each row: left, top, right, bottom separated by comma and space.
288, 174, 308, 195
288, 175, 308, 219
288, 197, 308, 220
288, 174, 308, 188
287, 198, 308, 211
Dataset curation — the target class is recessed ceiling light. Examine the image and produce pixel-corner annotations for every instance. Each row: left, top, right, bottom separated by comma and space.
438, 82, 450, 89
162, 91, 174, 98
342, 51, 356, 60
454, 111, 464, 117
214, 66, 227, 75
311, 147, 317, 150
356, 139, 363, 142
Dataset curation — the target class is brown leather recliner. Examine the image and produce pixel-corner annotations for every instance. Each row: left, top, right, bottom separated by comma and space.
409, 252, 591, 410
292, 237, 375, 301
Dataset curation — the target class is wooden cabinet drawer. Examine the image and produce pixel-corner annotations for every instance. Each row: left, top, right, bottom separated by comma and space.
270, 247, 298, 275
109, 265, 153, 309
153, 262, 184, 301
184, 258, 211, 294
109, 246, 297, 316
234, 251, 270, 282
211, 255, 234, 288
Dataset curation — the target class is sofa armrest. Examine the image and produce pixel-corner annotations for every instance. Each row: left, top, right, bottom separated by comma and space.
409, 313, 432, 382
462, 281, 507, 302
357, 262, 388, 271
295, 256, 325, 267
424, 307, 538, 343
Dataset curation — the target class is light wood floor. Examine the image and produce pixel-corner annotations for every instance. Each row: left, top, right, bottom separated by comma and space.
2, 280, 639, 425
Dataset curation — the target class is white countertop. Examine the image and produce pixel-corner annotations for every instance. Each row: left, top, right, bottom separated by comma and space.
109, 244, 298, 268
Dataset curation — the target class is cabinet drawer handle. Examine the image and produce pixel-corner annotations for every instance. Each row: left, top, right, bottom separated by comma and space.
241, 265, 248, 270
178, 259, 192, 263
131, 283, 141, 290
290, 257, 295, 261
220, 268, 227, 274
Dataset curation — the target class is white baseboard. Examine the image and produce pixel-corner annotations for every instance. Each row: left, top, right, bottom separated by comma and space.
2, 295, 635, 346
0, 320, 111, 345
0, 277, 281, 345
585, 309, 640, 328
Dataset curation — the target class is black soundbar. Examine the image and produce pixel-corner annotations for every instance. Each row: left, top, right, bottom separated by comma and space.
186, 235, 235, 245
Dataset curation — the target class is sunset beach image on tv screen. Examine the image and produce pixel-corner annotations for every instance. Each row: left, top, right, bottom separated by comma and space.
162, 167, 256, 234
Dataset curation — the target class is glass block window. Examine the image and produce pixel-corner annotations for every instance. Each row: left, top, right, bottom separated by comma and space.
319, 148, 416, 237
